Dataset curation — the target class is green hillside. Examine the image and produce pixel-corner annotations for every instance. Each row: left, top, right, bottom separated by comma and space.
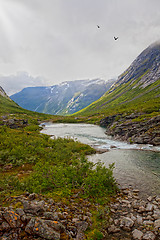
75, 77, 160, 119
0, 95, 24, 114
73, 42, 160, 145
74, 42, 160, 121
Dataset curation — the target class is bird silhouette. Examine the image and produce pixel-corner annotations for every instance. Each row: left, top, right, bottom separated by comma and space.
114, 36, 118, 40
97, 25, 100, 28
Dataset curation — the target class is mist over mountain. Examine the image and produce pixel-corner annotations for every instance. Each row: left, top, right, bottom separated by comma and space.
0, 72, 45, 96
10, 78, 115, 115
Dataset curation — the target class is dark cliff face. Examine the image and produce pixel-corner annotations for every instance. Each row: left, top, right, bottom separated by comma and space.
111, 41, 160, 91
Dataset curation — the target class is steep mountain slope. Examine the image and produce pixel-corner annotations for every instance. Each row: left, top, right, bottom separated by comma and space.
0, 86, 10, 99
75, 41, 160, 145
0, 86, 24, 114
10, 79, 115, 115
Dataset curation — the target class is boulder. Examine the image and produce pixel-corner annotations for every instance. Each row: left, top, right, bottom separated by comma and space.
120, 217, 134, 231
25, 217, 65, 239
132, 229, 143, 240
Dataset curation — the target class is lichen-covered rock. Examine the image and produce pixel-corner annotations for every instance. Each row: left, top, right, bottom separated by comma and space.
23, 200, 45, 215
3, 210, 21, 228
25, 217, 64, 239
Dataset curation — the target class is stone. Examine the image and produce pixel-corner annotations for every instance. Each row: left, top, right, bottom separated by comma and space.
143, 231, 156, 240
132, 229, 143, 240
15, 208, 25, 217
122, 199, 130, 205
3, 210, 21, 228
25, 217, 63, 239
23, 200, 45, 215
0, 221, 11, 231
154, 219, 160, 230
133, 189, 140, 193
136, 215, 143, 225
44, 212, 59, 221
108, 224, 120, 233
143, 220, 154, 226
75, 221, 89, 240
147, 196, 153, 202
120, 217, 134, 231
145, 203, 154, 212
152, 209, 160, 219
28, 193, 37, 201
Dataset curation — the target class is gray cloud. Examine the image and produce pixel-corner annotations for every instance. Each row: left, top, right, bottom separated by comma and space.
0, 72, 46, 95
0, 0, 160, 94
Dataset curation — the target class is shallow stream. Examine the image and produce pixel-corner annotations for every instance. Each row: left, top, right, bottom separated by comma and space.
41, 123, 160, 198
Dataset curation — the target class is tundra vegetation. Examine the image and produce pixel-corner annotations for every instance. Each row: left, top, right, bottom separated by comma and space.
0, 94, 118, 238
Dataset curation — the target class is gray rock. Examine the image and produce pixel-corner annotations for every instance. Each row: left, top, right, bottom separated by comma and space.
154, 219, 160, 230
143, 220, 154, 226
15, 208, 25, 217
25, 217, 63, 240
0, 221, 11, 231
28, 193, 37, 200
120, 217, 134, 231
132, 229, 143, 240
23, 200, 45, 215
44, 212, 59, 221
75, 221, 89, 240
3, 210, 21, 228
152, 209, 160, 219
136, 215, 143, 225
147, 196, 153, 202
108, 224, 120, 233
146, 203, 154, 212
143, 231, 156, 240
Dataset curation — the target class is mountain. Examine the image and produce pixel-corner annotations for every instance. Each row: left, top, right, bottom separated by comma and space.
75, 41, 160, 145
0, 86, 23, 115
10, 79, 115, 115
0, 86, 10, 99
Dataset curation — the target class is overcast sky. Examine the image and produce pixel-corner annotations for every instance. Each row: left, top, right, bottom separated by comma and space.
0, 0, 160, 95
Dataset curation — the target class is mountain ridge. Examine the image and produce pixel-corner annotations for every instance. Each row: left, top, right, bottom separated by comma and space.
10, 78, 115, 115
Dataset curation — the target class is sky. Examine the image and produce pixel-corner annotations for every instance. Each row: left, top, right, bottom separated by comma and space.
0, 0, 160, 95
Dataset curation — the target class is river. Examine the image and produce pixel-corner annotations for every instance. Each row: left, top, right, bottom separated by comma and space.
41, 123, 160, 198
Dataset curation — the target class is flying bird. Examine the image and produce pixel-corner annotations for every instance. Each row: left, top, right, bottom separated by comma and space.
97, 25, 100, 28
114, 36, 118, 40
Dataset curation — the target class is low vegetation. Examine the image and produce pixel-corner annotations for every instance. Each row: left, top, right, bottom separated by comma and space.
73, 78, 160, 124
0, 113, 118, 238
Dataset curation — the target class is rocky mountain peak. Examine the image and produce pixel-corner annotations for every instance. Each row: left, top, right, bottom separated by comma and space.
111, 41, 160, 91
0, 86, 10, 99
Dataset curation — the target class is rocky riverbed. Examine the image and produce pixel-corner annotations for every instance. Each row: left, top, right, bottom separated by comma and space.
0, 188, 160, 240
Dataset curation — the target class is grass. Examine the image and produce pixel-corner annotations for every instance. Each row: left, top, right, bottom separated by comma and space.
0, 119, 118, 201
72, 78, 160, 125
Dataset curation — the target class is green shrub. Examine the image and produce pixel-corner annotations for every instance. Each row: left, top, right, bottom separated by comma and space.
24, 156, 117, 198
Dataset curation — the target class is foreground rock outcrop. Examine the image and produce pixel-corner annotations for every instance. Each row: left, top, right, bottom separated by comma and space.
0, 193, 92, 240
0, 188, 160, 239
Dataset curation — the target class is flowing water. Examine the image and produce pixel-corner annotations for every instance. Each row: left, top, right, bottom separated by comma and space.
41, 123, 160, 198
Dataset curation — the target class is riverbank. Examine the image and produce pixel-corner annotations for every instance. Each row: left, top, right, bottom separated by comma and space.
100, 113, 160, 146
1, 120, 160, 239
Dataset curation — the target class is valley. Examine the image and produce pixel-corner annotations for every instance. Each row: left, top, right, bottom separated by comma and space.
0, 41, 160, 239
